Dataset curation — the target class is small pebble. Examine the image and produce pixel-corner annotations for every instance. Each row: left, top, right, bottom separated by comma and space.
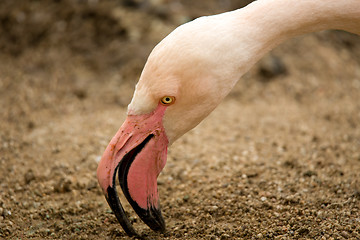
183, 195, 190, 201
4, 209, 11, 217
258, 54, 287, 80
24, 169, 36, 184
54, 177, 72, 193
340, 231, 350, 238
220, 233, 230, 240
206, 205, 219, 213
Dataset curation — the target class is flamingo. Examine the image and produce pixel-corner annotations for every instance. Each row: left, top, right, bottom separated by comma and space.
97, 0, 360, 236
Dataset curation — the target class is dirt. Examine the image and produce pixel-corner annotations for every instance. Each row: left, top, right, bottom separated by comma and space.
0, 1, 360, 239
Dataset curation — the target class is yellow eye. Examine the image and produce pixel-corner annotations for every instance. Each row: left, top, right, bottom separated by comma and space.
160, 96, 175, 105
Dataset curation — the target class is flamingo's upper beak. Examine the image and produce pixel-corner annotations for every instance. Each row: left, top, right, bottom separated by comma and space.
97, 104, 168, 236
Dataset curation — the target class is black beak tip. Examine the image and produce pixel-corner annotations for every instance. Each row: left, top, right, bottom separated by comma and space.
145, 207, 166, 232
106, 186, 139, 237
105, 184, 166, 236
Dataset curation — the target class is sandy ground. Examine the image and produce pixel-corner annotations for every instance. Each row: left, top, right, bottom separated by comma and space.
0, 1, 360, 239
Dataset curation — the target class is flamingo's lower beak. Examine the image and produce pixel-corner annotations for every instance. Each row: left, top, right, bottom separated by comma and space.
97, 105, 168, 236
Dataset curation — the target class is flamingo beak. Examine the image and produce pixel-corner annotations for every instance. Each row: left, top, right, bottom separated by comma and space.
97, 104, 168, 236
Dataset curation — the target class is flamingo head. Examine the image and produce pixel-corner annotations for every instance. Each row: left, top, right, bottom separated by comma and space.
96, 15, 242, 236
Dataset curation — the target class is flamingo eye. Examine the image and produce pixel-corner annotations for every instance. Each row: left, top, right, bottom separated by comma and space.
160, 96, 175, 105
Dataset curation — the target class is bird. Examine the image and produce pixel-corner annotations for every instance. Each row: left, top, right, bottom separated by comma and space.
96, 0, 360, 236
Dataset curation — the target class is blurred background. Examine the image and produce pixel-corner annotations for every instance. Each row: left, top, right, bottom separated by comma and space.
0, 0, 359, 239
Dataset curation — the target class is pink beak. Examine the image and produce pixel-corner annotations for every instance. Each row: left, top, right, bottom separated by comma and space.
97, 104, 168, 236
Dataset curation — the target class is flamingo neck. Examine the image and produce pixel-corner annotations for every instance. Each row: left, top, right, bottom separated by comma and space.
225, 0, 359, 77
